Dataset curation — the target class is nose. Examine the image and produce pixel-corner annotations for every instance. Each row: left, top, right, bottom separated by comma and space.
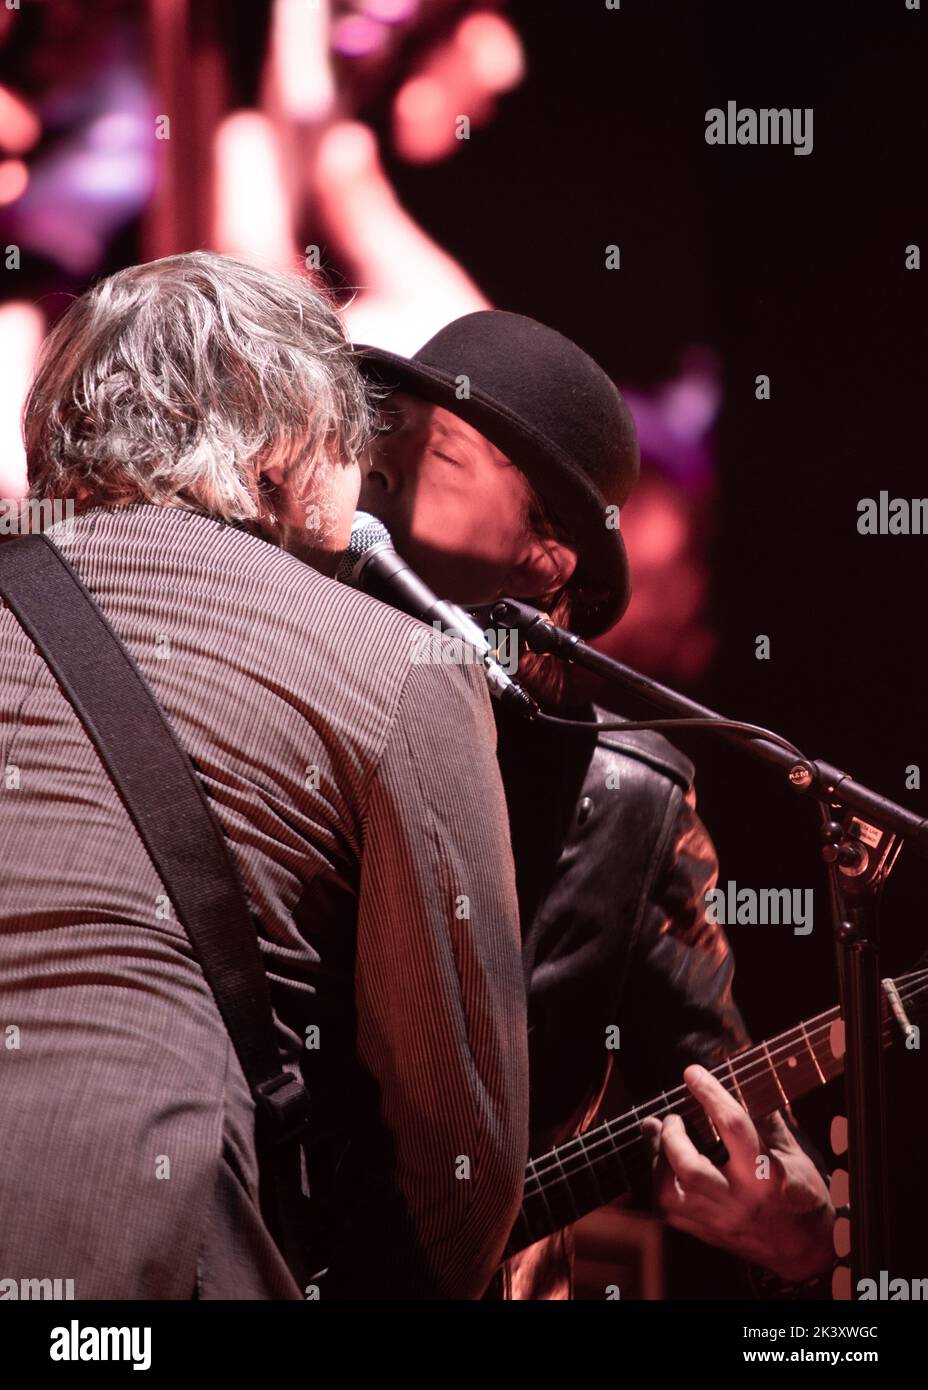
365, 455, 395, 495
366, 417, 427, 495
363, 439, 400, 500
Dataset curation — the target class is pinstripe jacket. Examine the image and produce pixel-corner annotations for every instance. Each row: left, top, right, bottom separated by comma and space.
0, 502, 528, 1301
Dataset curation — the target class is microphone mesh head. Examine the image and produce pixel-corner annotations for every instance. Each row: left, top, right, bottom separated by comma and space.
336, 510, 392, 586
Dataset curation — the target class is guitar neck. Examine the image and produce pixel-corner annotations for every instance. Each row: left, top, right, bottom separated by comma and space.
507, 970, 921, 1257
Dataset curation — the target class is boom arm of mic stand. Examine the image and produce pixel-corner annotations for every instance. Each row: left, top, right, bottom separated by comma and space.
490, 598, 928, 859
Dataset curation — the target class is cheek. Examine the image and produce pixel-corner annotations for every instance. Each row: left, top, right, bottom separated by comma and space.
411, 468, 513, 561
410, 489, 474, 548
343, 461, 362, 510
329, 463, 362, 545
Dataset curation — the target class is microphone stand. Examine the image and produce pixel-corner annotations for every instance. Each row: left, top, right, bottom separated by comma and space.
490, 597, 926, 1294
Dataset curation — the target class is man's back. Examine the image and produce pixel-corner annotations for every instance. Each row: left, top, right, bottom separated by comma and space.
0, 502, 527, 1299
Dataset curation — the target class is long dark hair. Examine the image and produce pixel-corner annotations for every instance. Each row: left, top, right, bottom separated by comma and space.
516, 484, 586, 707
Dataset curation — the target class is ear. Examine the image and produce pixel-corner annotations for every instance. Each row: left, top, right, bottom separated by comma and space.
263, 464, 286, 486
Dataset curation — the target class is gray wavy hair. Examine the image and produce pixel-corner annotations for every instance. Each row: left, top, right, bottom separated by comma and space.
24, 250, 374, 529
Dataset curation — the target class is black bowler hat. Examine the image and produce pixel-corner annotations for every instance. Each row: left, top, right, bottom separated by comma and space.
356, 310, 639, 636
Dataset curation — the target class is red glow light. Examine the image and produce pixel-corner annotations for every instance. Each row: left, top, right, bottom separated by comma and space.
0, 159, 28, 205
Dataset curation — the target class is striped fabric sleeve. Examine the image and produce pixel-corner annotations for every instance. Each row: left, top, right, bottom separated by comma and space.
354, 652, 529, 1299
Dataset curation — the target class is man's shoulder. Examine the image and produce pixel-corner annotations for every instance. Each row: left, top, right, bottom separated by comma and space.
591, 705, 695, 793
47, 503, 459, 706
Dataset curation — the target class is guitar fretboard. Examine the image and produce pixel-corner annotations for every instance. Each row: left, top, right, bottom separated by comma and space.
507, 969, 924, 1255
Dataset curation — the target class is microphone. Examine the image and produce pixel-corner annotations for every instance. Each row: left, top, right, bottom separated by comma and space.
336, 511, 538, 719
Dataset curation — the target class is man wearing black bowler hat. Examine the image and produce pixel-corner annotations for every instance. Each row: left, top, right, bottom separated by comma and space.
355, 309, 836, 1299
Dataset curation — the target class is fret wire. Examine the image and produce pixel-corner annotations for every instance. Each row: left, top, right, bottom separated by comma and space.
727, 1056, 747, 1109
531, 1153, 557, 1235
761, 1037, 790, 1106
800, 1018, 827, 1084
553, 1140, 580, 1221
577, 1130, 607, 1207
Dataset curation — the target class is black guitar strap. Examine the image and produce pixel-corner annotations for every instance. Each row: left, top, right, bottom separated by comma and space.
0, 531, 314, 1294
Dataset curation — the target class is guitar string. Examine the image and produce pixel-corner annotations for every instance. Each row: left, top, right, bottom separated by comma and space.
520, 974, 928, 1210
518, 1008, 912, 1229
521, 975, 928, 1202
523, 970, 928, 1190
521, 1012, 848, 1202
520, 972, 928, 1203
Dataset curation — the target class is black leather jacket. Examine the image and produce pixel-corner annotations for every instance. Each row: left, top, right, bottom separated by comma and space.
489, 700, 753, 1298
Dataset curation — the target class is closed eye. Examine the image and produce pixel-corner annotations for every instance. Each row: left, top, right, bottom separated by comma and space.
430, 448, 464, 467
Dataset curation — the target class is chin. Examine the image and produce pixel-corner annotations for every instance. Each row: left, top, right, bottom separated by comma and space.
280, 528, 339, 576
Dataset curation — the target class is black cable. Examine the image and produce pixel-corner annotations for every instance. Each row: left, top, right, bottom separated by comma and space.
533, 711, 807, 761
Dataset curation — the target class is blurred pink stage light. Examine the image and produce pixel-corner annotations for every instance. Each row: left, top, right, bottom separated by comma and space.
0, 85, 41, 155
623, 349, 721, 491
393, 75, 448, 161
456, 12, 524, 93
359, 0, 421, 21
314, 121, 488, 352
332, 15, 388, 57
213, 111, 293, 267
86, 111, 142, 155
0, 159, 28, 206
392, 10, 525, 163
272, 0, 336, 121
0, 302, 44, 500
629, 485, 689, 566
0, 49, 154, 276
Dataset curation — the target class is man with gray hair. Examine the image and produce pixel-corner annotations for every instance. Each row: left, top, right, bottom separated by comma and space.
0, 251, 528, 1299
